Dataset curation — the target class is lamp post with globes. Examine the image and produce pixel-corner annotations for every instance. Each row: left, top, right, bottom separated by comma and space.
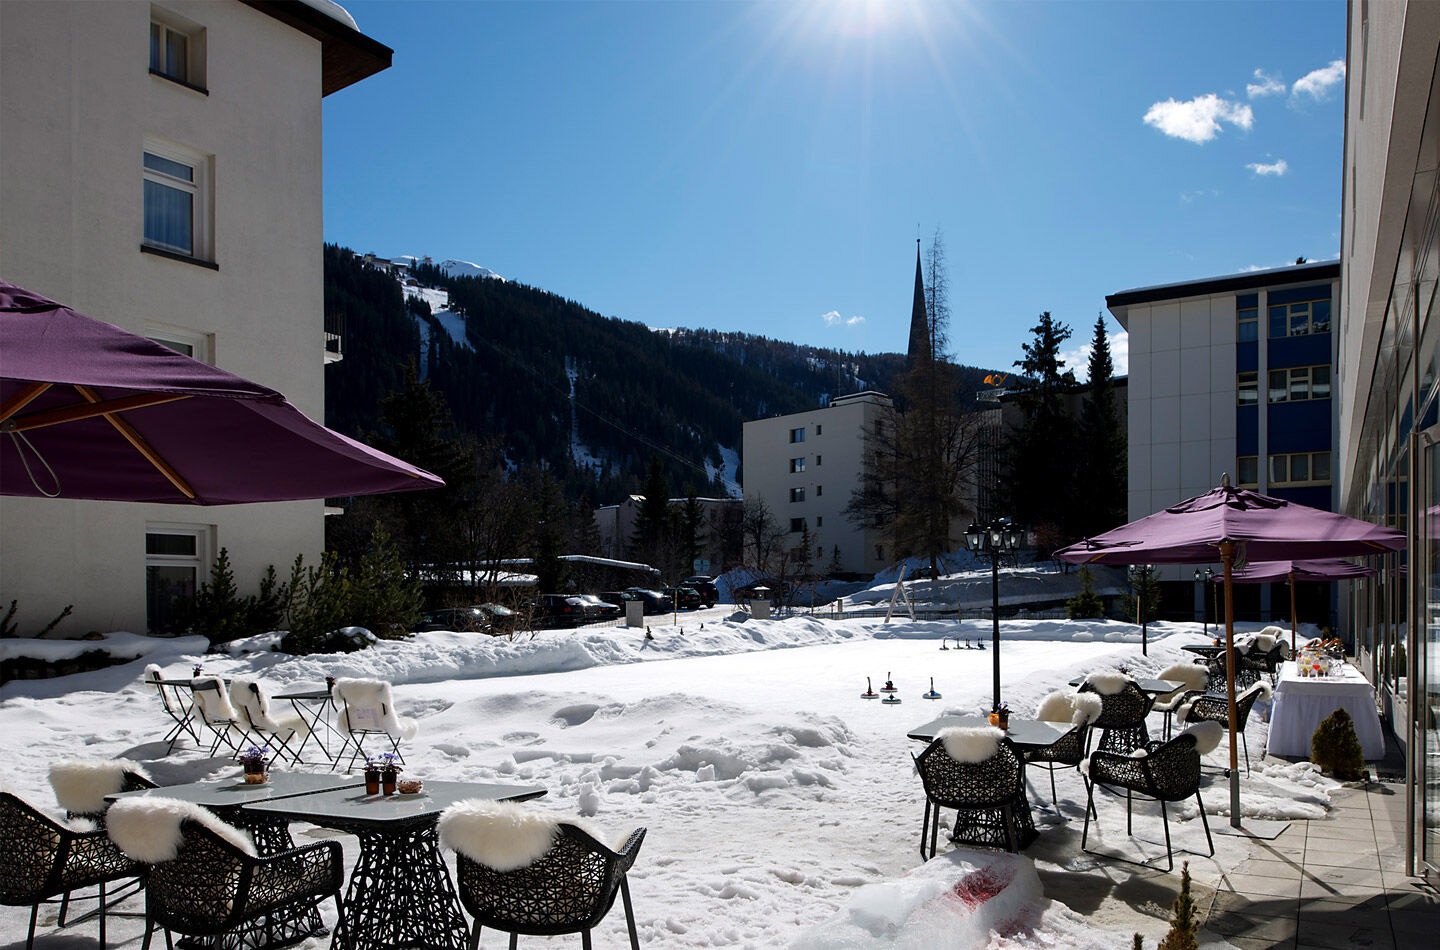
965, 518, 1022, 710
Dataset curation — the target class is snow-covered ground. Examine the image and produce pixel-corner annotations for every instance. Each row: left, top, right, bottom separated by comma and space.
0, 616, 1336, 948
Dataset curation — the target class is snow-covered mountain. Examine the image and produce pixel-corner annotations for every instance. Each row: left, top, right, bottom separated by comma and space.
440, 258, 504, 281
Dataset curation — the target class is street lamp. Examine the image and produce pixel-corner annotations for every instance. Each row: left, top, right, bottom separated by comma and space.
965, 517, 1022, 710
1130, 564, 1155, 655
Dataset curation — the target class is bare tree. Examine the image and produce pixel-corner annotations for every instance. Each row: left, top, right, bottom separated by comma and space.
741, 496, 784, 574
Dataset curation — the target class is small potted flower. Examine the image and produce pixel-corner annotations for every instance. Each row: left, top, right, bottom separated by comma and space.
239, 746, 269, 784
364, 756, 382, 796
988, 703, 1010, 729
192, 663, 204, 678
380, 753, 400, 795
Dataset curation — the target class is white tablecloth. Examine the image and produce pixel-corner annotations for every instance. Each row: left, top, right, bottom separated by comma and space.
1267, 660, 1386, 759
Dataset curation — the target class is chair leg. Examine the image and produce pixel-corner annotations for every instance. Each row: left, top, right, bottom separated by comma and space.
1195, 791, 1215, 857
1126, 788, 1133, 835
164, 928, 173, 950
58, 889, 71, 925
27, 902, 38, 950
582, 930, 593, 950
1081, 780, 1096, 849
621, 875, 640, 950
470, 924, 482, 950
98, 879, 107, 949
1049, 765, 1059, 809
1001, 803, 1018, 853
509, 931, 519, 950
919, 799, 931, 860
1159, 801, 1174, 873
931, 805, 941, 859
1242, 732, 1251, 773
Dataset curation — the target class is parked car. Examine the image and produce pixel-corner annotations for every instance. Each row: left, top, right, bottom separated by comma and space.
475, 602, 520, 635
415, 606, 492, 634
732, 578, 792, 604
529, 594, 591, 628
574, 594, 621, 621
664, 586, 703, 610
598, 590, 636, 608
681, 575, 719, 606
624, 587, 674, 614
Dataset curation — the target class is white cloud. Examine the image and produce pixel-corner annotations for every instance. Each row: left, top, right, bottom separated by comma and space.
1180, 188, 1222, 204
1292, 60, 1345, 100
1058, 330, 1129, 379
1247, 158, 1289, 176
1143, 94, 1253, 144
1247, 69, 1287, 98
821, 310, 865, 327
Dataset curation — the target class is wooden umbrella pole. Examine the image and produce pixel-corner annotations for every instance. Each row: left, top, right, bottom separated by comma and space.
1289, 572, 1298, 656
1220, 540, 1241, 828
74, 385, 196, 500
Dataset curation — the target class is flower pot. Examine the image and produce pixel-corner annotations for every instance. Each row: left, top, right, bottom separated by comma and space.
365, 769, 381, 796
382, 771, 398, 796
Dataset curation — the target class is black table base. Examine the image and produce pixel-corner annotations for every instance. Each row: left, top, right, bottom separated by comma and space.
331, 820, 470, 950
948, 788, 1040, 851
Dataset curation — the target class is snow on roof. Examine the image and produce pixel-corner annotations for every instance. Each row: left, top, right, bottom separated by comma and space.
298, 0, 358, 31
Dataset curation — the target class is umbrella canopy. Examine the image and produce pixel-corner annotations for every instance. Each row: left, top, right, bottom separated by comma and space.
1217, 558, 1376, 584
0, 280, 442, 504
1055, 481, 1403, 829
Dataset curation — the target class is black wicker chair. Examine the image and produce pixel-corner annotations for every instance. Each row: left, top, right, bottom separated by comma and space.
136, 818, 343, 950
913, 733, 1034, 858
1174, 681, 1270, 772
453, 823, 646, 950
1078, 679, 1154, 755
1023, 721, 1096, 817
1081, 731, 1215, 872
0, 791, 144, 950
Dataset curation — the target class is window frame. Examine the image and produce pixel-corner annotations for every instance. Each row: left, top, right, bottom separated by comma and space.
1237, 305, 1259, 342
789, 517, 806, 533
142, 140, 212, 264
789, 457, 806, 473
149, 8, 207, 92
145, 522, 210, 633
1266, 451, 1333, 487
145, 323, 213, 363
1237, 455, 1259, 487
789, 487, 805, 503
789, 427, 806, 444
1237, 371, 1258, 406
1267, 298, 1332, 338
1266, 364, 1332, 403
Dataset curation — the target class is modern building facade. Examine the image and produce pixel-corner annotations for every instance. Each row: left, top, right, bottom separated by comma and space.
742, 391, 895, 575
1108, 261, 1341, 615
592, 494, 741, 576
1337, 0, 1440, 881
0, 0, 390, 635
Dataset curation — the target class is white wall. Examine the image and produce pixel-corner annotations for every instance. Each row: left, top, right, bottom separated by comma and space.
0, 1, 331, 634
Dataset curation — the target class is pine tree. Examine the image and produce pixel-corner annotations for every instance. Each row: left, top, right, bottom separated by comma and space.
1077, 314, 1127, 537
630, 457, 673, 573
1157, 863, 1199, 950
1006, 312, 1078, 551
531, 471, 570, 594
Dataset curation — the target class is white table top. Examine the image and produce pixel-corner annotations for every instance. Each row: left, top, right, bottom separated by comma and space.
1275, 660, 1373, 695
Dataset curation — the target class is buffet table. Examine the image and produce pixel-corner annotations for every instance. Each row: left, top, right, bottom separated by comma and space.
1267, 660, 1386, 759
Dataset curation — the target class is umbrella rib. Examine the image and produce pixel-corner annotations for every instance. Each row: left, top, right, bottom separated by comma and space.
0, 381, 52, 424
5, 392, 190, 432
74, 385, 196, 500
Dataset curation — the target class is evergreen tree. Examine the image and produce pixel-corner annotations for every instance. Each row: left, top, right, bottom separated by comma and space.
678, 492, 706, 576
1007, 312, 1078, 551
1077, 314, 1127, 537
1157, 863, 1199, 950
630, 456, 673, 572
531, 471, 570, 593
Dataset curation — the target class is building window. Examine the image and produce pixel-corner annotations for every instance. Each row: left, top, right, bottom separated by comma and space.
1269, 451, 1332, 486
1237, 455, 1258, 487
789, 427, 805, 443
146, 524, 208, 632
789, 458, 806, 473
816, 455, 822, 466
143, 142, 210, 260
1267, 365, 1332, 402
150, 10, 205, 89
790, 518, 806, 533
1268, 298, 1332, 337
1237, 304, 1259, 342
816, 425, 822, 435
146, 324, 212, 363
1237, 372, 1258, 406
790, 487, 805, 503
816, 485, 822, 497
816, 516, 823, 527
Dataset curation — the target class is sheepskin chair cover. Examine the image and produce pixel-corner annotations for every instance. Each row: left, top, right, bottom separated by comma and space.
1080, 671, 1133, 695
107, 796, 257, 864
1153, 662, 1210, 705
1258, 625, 1288, 641
49, 757, 152, 816
439, 800, 565, 872
144, 663, 165, 687
332, 678, 419, 740
1176, 720, 1225, 755
1070, 691, 1103, 725
1033, 690, 1079, 724
1278, 640, 1293, 660
1250, 633, 1277, 654
191, 676, 238, 725
936, 725, 1004, 764
229, 678, 307, 738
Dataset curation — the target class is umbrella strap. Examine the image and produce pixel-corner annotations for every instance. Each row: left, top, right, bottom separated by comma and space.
6, 429, 60, 497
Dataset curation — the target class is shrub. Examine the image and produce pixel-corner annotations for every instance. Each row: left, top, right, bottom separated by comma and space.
1311, 708, 1366, 781
168, 549, 292, 645
280, 552, 353, 655
350, 524, 422, 639
1, 599, 74, 639
1066, 566, 1105, 619
1157, 862, 1198, 950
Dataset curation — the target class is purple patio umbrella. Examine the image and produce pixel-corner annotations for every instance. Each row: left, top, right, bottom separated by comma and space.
0, 280, 443, 503
1056, 478, 1403, 828
1216, 559, 1376, 655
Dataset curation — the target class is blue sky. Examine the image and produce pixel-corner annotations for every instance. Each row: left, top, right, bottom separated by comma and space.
323, 0, 1347, 376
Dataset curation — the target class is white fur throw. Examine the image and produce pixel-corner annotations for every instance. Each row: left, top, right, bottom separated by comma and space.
332, 678, 418, 740
107, 796, 257, 863
1080, 671, 1133, 695
1070, 692, 1102, 725
439, 800, 563, 872
1034, 690, 1102, 726
144, 663, 165, 687
191, 676, 238, 724
1251, 633, 1277, 654
1153, 663, 1210, 705
49, 758, 151, 815
1177, 721, 1224, 755
229, 678, 306, 738
1258, 625, 1288, 640
937, 725, 1004, 764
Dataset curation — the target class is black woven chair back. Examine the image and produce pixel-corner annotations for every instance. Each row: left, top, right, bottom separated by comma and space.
1024, 723, 1088, 766
456, 824, 645, 936
1187, 683, 1263, 728
1084, 682, 1152, 729
1092, 734, 1202, 802
0, 793, 62, 903
915, 737, 1023, 809
147, 821, 250, 934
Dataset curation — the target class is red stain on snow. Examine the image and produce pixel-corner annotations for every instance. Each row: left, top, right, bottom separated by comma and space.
950, 865, 1015, 907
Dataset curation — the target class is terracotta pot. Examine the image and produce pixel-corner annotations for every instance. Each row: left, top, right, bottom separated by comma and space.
383, 771, 398, 796
365, 769, 381, 796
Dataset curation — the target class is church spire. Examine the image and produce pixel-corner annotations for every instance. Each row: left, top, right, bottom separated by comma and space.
906, 238, 930, 367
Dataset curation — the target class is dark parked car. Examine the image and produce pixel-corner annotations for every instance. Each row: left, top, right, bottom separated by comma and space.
598, 591, 636, 608
681, 575, 719, 607
624, 587, 674, 614
574, 594, 621, 621
415, 606, 492, 634
664, 586, 703, 610
530, 594, 591, 628
476, 602, 520, 635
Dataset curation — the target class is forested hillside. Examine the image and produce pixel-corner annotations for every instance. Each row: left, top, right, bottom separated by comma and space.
323, 245, 995, 505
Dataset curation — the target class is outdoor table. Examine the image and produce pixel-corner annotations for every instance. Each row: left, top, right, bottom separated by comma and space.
1068, 675, 1184, 695
109, 771, 363, 950
906, 715, 1065, 849
1267, 660, 1386, 759
272, 688, 342, 765
1181, 644, 1225, 658
242, 779, 547, 950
